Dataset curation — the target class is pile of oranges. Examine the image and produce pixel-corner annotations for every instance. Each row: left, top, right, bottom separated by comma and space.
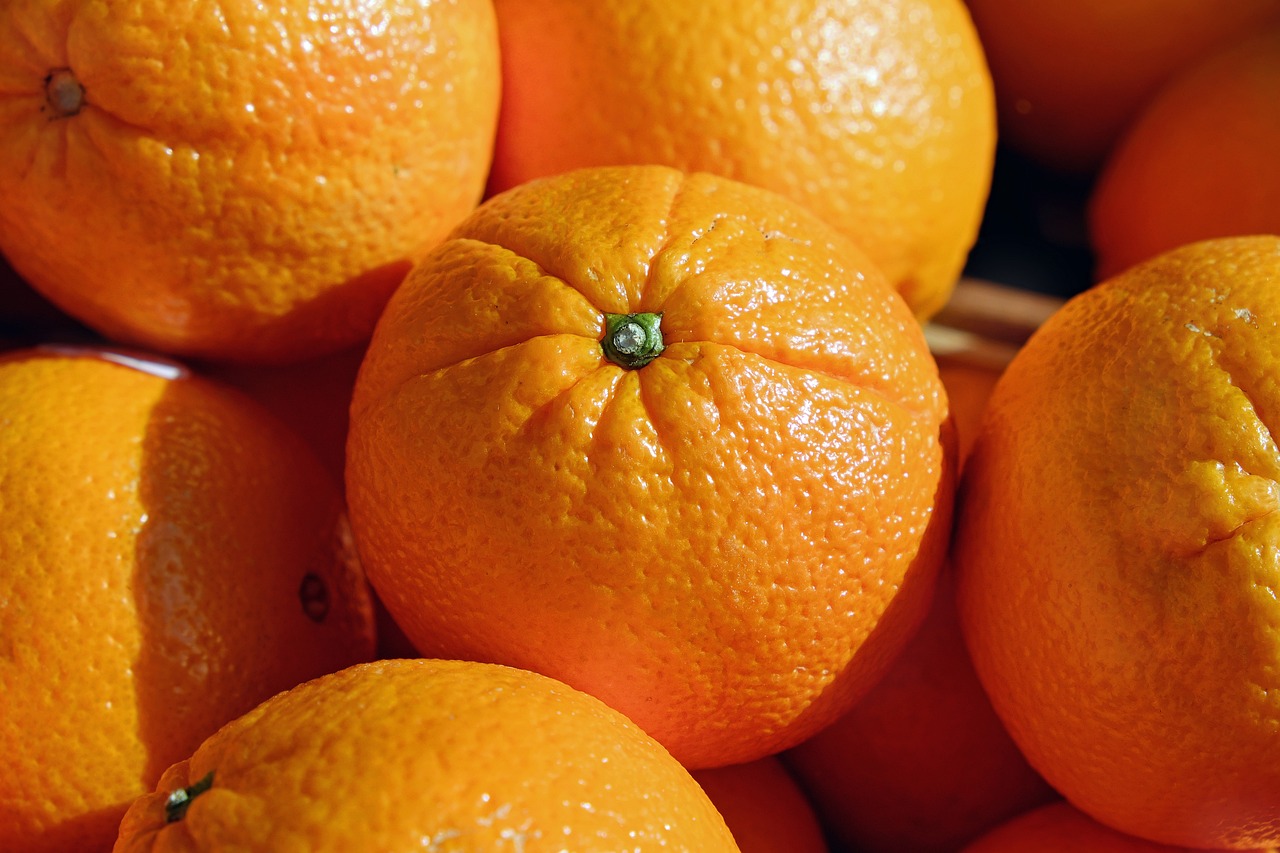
2, 1, 1279, 851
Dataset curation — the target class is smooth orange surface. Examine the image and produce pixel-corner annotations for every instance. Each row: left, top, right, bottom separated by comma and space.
1089, 26, 1280, 279
488, 0, 995, 320
785, 566, 1057, 853
692, 757, 829, 853
962, 802, 1273, 853
0, 0, 499, 363
113, 659, 741, 852
954, 236, 1280, 849
0, 348, 376, 853
346, 165, 955, 769
966, 0, 1280, 173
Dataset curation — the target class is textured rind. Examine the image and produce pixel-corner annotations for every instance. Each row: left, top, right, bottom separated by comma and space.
0, 349, 375, 853
113, 659, 740, 852
0, 0, 500, 362
488, 0, 995, 319
955, 236, 1280, 849
348, 166, 953, 768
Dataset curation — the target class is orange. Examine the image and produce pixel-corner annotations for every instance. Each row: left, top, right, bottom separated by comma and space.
965, 0, 1280, 173
346, 165, 955, 768
691, 758, 829, 853
0, 347, 376, 853
784, 565, 1057, 853
113, 658, 740, 852
961, 802, 1275, 853
1088, 26, 1280, 280
954, 236, 1280, 849
487, 0, 996, 319
0, 0, 500, 363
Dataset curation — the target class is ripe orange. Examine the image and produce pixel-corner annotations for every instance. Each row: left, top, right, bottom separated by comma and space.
784, 565, 1057, 853
113, 658, 740, 852
0, 347, 376, 853
0, 0, 500, 363
965, 0, 1280, 173
954, 236, 1280, 849
346, 165, 955, 769
487, 0, 996, 319
691, 758, 829, 853
1088, 26, 1280, 279
961, 802, 1272, 853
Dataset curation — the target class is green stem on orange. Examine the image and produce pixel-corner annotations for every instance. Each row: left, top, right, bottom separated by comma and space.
601, 312, 665, 369
165, 770, 214, 824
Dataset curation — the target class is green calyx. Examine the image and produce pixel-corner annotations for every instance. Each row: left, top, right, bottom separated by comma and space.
601, 312, 665, 369
165, 770, 214, 824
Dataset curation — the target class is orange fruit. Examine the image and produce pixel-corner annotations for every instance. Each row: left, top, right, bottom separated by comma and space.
954, 236, 1280, 849
784, 565, 1057, 853
1088, 26, 1280, 280
113, 658, 740, 852
691, 758, 829, 853
0, 347, 375, 853
487, 0, 996, 319
961, 802, 1273, 853
0, 0, 500, 363
965, 0, 1280, 173
346, 165, 955, 768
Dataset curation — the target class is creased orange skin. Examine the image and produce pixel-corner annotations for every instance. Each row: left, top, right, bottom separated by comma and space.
0, 348, 375, 853
0, 0, 499, 364
488, 0, 995, 320
955, 236, 1280, 849
347, 165, 954, 769
113, 659, 741, 853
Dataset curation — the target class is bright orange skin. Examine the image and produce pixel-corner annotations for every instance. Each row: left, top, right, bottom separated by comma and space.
962, 802, 1276, 853
954, 237, 1280, 849
784, 566, 1058, 853
1088, 27, 1280, 279
0, 349, 375, 853
346, 165, 955, 769
488, 0, 995, 320
113, 659, 741, 852
0, 0, 499, 363
966, 0, 1280, 173
692, 757, 829, 853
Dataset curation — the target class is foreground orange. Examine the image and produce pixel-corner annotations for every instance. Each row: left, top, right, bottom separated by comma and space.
1088, 26, 1280, 279
488, 0, 995, 319
346, 165, 954, 768
113, 659, 740, 852
955, 236, 1280, 849
0, 348, 375, 853
0, 0, 499, 363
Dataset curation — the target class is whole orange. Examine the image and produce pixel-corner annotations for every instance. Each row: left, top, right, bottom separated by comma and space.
691, 758, 829, 853
1088, 26, 1280, 279
113, 659, 740, 852
965, 0, 1280, 173
784, 565, 1057, 853
346, 165, 955, 769
0, 347, 376, 853
487, 0, 996, 319
954, 236, 1280, 849
0, 0, 499, 363
961, 802, 1272, 853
